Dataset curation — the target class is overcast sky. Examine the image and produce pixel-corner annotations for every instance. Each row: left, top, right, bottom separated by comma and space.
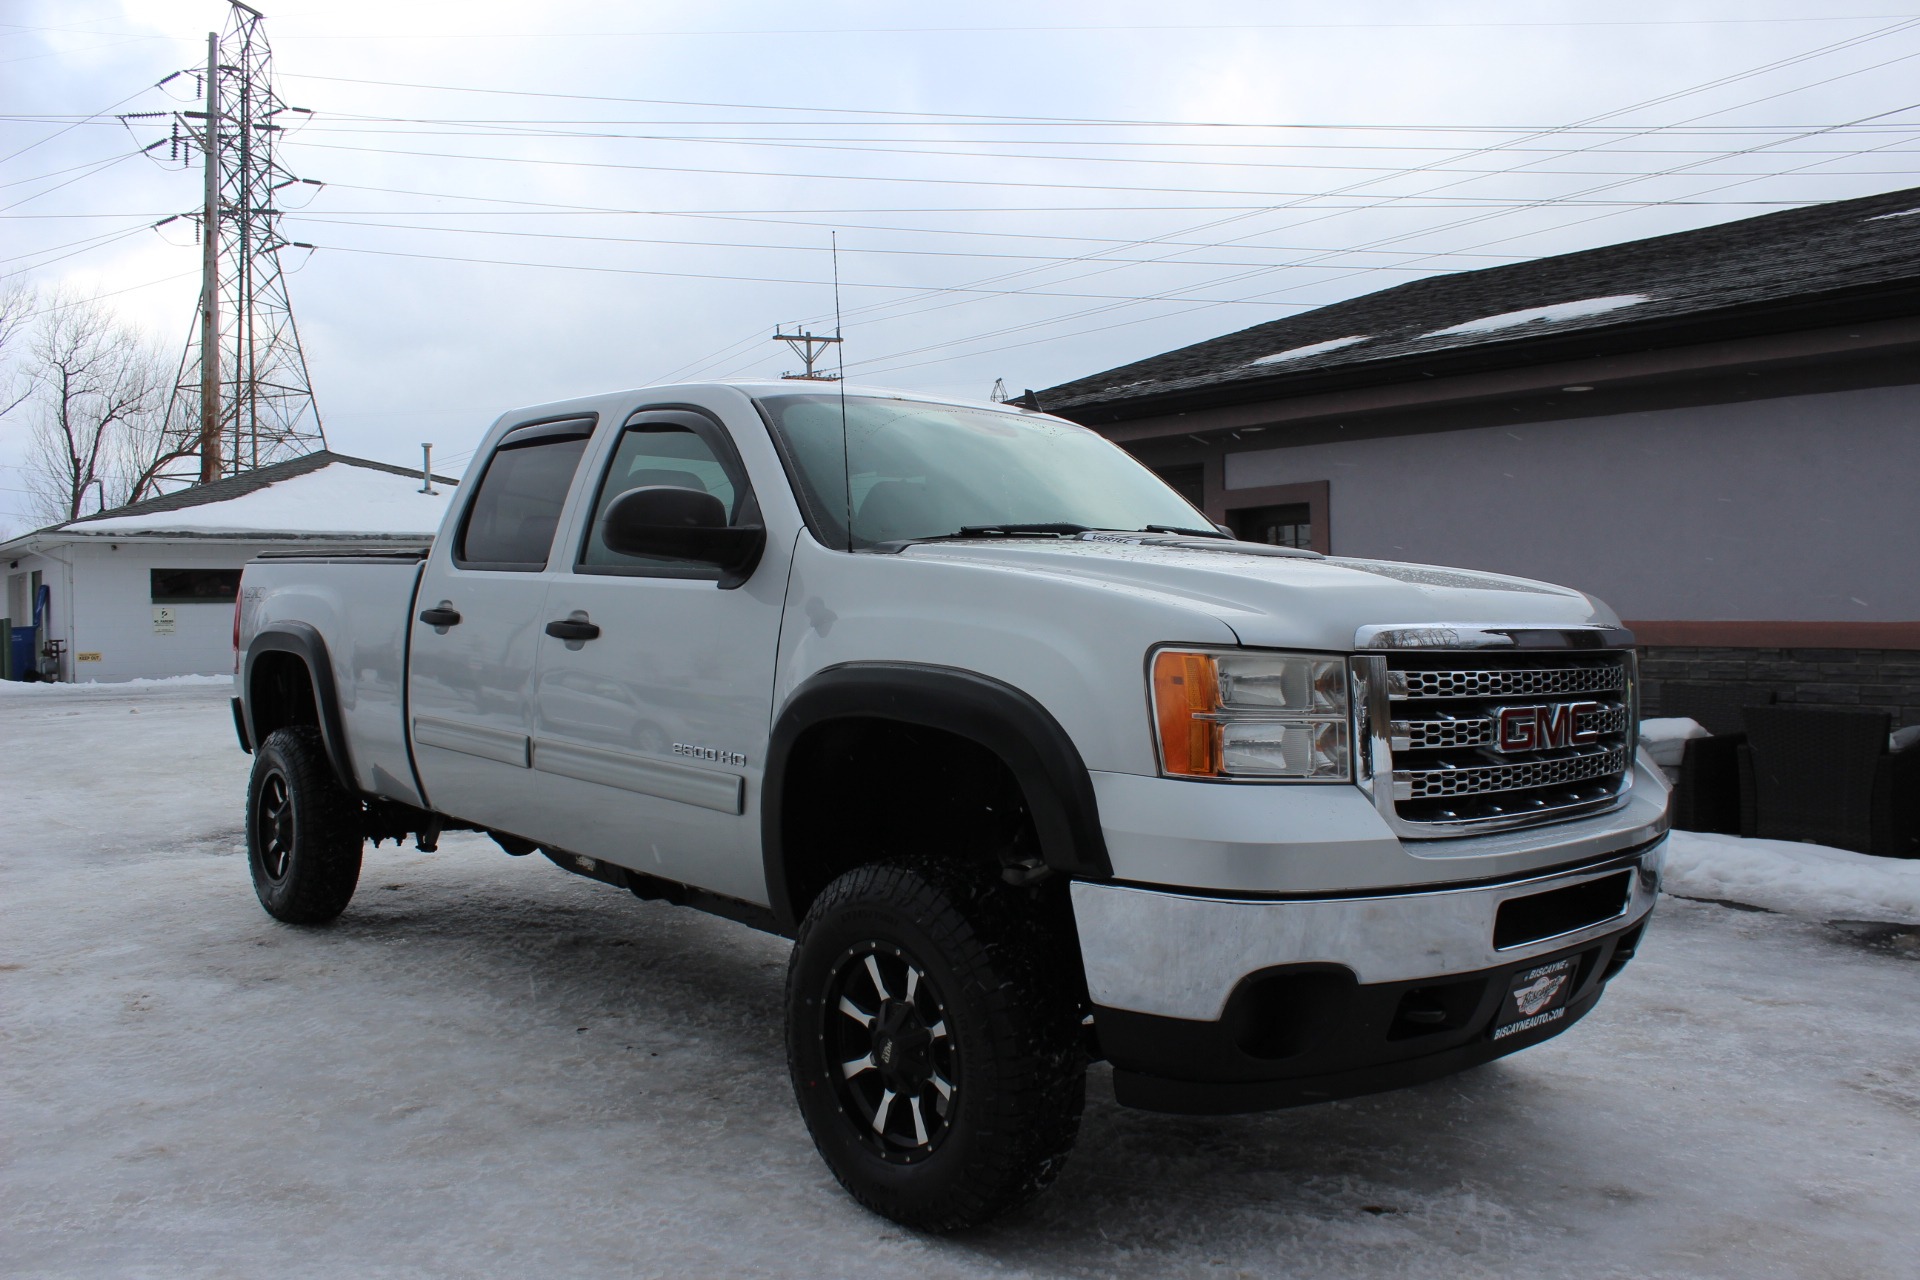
4, 0, 1919, 534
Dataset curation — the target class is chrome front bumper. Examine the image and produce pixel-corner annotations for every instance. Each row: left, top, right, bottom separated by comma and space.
1072, 837, 1664, 1022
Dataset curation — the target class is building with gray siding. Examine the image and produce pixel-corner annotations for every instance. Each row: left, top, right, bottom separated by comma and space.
1032, 186, 1920, 727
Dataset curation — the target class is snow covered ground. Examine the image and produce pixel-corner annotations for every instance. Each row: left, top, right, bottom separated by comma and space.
4, 685, 1918, 1278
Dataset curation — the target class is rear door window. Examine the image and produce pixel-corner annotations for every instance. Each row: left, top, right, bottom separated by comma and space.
455, 417, 595, 570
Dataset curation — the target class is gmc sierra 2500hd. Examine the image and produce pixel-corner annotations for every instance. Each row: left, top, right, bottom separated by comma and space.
233, 382, 1667, 1230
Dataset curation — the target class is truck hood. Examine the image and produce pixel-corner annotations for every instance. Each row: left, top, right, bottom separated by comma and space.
899, 534, 1614, 651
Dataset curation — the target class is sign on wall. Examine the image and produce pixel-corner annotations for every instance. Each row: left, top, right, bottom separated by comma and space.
152, 606, 176, 636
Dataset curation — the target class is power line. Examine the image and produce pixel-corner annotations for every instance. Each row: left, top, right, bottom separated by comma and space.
833, 22, 1920, 373
814, 22, 1920, 352
309, 180, 1803, 215
0, 222, 151, 270
278, 68, 1920, 132
20, 110, 1920, 141
260, 122, 1920, 179
16, 270, 198, 322
0, 83, 158, 165
857, 110, 1920, 381
1, 146, 152, 190
295, 240, 1383, 306
282, 215, 1565, 273
13, 15, 1920, 41
285, 137, 1852, 205
0, 150, 145, 213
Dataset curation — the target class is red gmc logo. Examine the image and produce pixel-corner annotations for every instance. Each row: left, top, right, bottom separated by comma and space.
1494, 702, 1603, 753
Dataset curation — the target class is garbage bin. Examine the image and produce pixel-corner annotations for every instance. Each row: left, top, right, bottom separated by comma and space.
9, 625, 36, 681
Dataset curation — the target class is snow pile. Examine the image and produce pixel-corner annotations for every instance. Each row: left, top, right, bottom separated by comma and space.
0, 673, 233, 695
1638, 717, 1710, 770
1247, 335, 1371, 366
1665, 830, 1920, 925
74, 462, 454, 537
1428, 294, 1651, 338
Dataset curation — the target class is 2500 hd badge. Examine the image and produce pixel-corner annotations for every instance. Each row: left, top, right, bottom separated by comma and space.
672, 742, 747, 766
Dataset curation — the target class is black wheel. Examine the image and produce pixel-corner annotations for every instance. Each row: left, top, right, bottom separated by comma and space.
786, 860, 1085, 1231
246, 726, 364, 923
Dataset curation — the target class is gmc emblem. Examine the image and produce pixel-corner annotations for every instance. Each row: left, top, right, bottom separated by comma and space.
1494, 702, 1603, 753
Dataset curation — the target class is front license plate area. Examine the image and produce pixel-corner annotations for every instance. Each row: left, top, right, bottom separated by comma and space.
1490, 955, 1579, 1041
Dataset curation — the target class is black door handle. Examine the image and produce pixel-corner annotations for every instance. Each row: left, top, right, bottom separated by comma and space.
418, 606, 461, 627
545, 618, 601, 641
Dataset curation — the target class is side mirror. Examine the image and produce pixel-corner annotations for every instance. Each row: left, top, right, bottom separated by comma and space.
600, 486, 766, 589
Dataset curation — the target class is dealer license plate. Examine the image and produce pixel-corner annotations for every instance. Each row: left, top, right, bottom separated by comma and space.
1490, 955, 1579, 1041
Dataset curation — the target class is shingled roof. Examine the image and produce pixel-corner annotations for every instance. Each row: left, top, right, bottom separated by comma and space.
1036, 184, 1920, 419
59, 450, 456, 528
0, 452, 462, 553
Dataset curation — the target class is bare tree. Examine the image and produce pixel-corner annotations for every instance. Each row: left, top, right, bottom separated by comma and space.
22, 293, 168, 527
114, 376, 206, 506
0, 276, 33, 421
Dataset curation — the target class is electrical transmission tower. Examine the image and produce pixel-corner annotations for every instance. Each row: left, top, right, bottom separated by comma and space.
151, 1, 325, 486
773, 328, 842, 381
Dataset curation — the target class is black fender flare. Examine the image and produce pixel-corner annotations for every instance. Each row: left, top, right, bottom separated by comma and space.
761, 662, 1110, 931
242, 622, 357, 793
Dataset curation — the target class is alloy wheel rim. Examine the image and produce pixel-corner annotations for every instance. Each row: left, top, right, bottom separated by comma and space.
255, 769, 294, 881
820, 941, 958, 1163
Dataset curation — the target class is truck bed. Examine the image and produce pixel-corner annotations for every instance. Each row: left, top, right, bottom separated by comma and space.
238, 551, 430, 807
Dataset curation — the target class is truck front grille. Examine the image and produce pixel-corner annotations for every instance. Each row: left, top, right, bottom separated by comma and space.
1390, 665, 1623, 700
1364, 648, 1636, 833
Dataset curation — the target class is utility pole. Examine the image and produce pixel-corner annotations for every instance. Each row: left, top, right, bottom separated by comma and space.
773, 328, 842, 381
197, 30, 221, 481
141, 0, 325, 490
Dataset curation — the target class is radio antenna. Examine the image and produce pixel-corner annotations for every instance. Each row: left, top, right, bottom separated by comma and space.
834, 230, 852, 551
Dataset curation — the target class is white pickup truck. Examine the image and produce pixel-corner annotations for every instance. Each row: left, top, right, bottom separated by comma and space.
233, 381, 1667, 1230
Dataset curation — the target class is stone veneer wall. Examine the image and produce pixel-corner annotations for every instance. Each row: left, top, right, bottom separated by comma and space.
1640, 647, 1920, 730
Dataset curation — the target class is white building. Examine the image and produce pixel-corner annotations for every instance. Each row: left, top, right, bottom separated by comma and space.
2, 452, 455, 683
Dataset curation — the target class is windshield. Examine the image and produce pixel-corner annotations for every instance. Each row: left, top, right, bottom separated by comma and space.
755, 393, 1214, 549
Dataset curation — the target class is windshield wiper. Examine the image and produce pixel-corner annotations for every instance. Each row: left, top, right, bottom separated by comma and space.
925, 522, 1093, 540
1136, 524, 1230, 538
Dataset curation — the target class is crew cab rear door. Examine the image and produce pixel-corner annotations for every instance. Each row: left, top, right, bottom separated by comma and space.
521, 405, 791, 905
407, 415, 597, 835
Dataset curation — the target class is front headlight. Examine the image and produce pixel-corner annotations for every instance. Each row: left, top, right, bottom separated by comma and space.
1150, 648, 1351, 781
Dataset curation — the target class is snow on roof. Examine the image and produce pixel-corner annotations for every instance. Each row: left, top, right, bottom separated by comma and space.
1246, 335, 1370, 366
1426, 294, 1651, 338
1868, 206, 1920, 221
75, 460, 455, 537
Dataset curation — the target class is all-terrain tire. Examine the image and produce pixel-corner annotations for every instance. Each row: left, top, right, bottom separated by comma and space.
786, 859, 1086, 1231
246, 726, 364, 923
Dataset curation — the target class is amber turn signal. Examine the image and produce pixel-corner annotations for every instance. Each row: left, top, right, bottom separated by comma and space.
1152, 650, 1221, 777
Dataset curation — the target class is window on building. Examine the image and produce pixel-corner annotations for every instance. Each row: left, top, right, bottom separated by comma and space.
150, 568, 242, 604
1231, 502, 1312, 549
